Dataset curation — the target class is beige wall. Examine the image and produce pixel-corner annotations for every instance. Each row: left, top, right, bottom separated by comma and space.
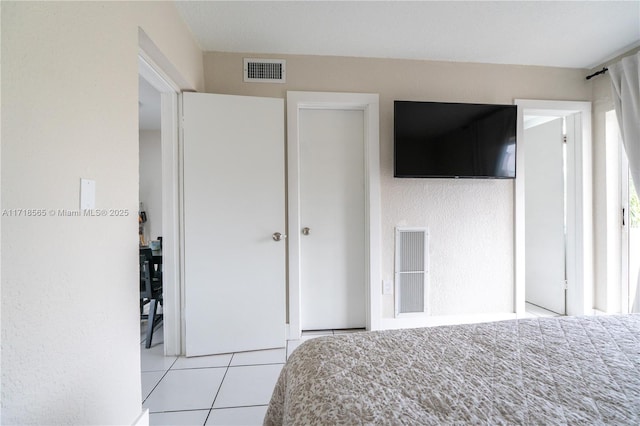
204, 52, 591, 318
1, 2, 202, 424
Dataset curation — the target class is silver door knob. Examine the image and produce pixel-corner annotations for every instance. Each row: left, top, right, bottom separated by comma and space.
272, 232, 286, 241
302, 227, 311, 236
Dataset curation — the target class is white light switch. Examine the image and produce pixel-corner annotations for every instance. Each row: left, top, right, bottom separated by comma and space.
80, 178, 96, 210
383, 280, 393, 295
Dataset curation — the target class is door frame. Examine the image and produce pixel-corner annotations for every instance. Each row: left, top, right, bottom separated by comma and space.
514, 99, 593, 316
287, 91, 381, 339
138, 43, 182, 356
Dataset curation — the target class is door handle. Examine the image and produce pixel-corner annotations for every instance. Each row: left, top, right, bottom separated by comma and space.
623, 207, 626, 227
272, 232, 286, 242
302, 227, 311, 236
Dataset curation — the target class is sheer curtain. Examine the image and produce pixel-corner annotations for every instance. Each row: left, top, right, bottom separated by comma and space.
610, 51, 640, 312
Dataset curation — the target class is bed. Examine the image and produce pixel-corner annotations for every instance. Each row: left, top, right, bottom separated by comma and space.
265, 314, 640, 425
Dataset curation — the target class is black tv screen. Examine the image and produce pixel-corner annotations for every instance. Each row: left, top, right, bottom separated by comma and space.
394, 101, 517, 178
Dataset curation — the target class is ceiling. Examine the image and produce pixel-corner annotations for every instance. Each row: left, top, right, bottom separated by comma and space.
175, 1, 640, 69
141, 1, 640, 131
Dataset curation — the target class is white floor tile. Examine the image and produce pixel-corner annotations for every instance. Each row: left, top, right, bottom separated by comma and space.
206, 406, 268, 426
141, 343, 178, 372
142, 371, 166, 401
525, 302, 561, 317
230, 348, 286, 366
140, 323, 148, 345
149, 409, 209, 426
213, 364, 283, 409
173, 353, 233, 370
144, 368, 226, 413
141, 322, 164, 347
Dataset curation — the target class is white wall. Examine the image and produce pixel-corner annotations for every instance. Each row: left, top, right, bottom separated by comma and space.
1, 2, 202, 424
139, 130, 163, 244
204, 52, 591, 320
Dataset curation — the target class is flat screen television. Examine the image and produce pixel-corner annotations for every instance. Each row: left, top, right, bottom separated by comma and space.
394, 101, 517, 179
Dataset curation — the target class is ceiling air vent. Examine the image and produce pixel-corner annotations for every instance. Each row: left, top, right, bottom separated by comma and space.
244, 58, 286, 83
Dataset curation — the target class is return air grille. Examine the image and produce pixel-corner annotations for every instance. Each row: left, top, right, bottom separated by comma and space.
244, 58, 286, 83
395, 228, 429, 316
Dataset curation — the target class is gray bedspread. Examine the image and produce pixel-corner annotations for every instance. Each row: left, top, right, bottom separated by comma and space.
265, 315, 640, 425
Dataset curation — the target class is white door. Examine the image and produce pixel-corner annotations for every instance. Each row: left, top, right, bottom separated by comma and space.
524, 117, 566, 314
299, 109, 366, 330
182, 92, 285, 356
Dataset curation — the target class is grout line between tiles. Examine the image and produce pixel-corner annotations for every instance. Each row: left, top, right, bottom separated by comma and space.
142, 356, 178, 405
143, 341, 291, 419
169, 365, 229, 371
209, 403, 271, 411
203, 363, 231, 425
209, 403, 269, 412
228, 362, 286, 368
149, 408, 211, 414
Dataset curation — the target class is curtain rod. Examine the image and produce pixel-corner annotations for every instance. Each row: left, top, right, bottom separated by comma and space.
586, 67, 608, 80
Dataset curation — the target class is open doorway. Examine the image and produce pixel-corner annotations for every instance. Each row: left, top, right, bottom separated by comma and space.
139, 76, 162, 248
138, 74, 163, 348
515, 100, 593, 317
138, 52, 181, 356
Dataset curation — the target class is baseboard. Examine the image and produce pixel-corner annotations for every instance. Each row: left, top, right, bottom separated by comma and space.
132, 409, 149, 426
379, 312, 517, 330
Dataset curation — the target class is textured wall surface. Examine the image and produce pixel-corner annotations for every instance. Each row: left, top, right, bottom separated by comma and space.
203, 51, 591, 319
1, 2, 202, 424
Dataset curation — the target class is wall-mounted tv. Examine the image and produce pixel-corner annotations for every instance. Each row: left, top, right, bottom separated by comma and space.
394, 101, 517, 179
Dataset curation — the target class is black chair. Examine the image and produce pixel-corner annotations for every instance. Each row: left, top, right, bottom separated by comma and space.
140, 249, 163, 348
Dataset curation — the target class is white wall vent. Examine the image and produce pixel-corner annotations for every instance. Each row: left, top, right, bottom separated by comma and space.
394, 227, 428, 317
243, 58, 286, 83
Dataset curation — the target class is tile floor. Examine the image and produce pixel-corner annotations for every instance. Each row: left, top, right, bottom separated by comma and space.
140, 306, 556, 425
524, 302, 563, 318
140, 325, 349, 426
142, 329, 278, 425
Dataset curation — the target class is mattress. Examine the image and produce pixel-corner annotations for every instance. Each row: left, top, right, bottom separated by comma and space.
265, 315, 640, 425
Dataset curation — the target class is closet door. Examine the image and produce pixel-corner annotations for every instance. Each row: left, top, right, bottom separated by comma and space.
299, 108, 366, 330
